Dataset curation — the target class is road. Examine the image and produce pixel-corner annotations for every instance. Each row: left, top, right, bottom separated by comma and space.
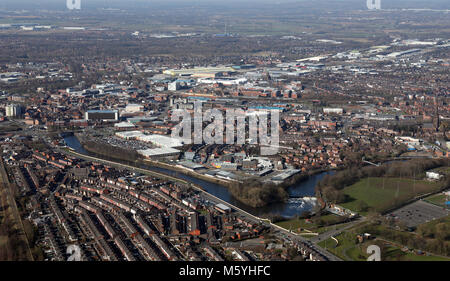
310, 217, 367, 243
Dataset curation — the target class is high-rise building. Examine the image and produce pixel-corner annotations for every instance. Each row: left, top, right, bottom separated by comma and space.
5, 104, 22, 117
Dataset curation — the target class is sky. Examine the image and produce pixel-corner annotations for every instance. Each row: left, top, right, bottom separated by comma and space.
0, 0, 449, 11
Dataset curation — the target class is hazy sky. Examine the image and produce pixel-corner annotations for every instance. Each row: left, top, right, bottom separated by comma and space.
0, 0, 449, 11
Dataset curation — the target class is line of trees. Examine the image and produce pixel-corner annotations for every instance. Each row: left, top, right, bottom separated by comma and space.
82, 141, 140, 163
361, 219, 450, 257
318, 158, 449, 191
227, 170, 319, 208
228, 179, 289, 208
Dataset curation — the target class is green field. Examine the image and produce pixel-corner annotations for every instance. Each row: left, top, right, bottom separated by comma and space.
424, 193, 448, 207
340, 177, 444, 215
275, 213, 345, 234
381, 245, 450, 261
318, 230, 450, 261
317, 232, 367, 261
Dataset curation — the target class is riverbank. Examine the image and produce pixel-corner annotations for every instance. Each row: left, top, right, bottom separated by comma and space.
64, 134, 333, 217
142, 159, 235, 187
79, 137, 332, 208
145, 158, 332, 208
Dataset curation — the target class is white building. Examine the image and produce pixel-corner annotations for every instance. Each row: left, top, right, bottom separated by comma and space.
5, 104, 22, 117
426, 172, 443, 180
115, 131, 184, 147
168, 81, 181, 91
323, 108, 343, 114
197, 77, 247, 86
395, 136, 422, 146
124, 104, 144, 113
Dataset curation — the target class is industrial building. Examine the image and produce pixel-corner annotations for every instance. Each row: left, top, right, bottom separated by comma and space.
115, 131, 184, 147
85, 110, 119, 121
323, 108, 344, 114
137, 147, 181, 158
163, 66, 235, 77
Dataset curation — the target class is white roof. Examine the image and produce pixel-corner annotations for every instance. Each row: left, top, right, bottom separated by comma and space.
137, 147, 180, 157
115, 130, 143, 138
114, 122, 135, 128
215, 203, 231, 211
138, 134, 184, 147
116, 131, 184, 147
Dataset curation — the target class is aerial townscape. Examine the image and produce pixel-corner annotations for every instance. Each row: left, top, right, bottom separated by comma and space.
0, 0, 449, 263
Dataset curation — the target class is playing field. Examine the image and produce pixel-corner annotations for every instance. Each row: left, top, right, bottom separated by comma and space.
340, 177, 444, 215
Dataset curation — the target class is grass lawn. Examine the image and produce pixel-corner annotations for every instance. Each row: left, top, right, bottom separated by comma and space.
317, 232, 367, 261
340, 177, 443, 215
318, 231, 450, 261
275, 213, 345, 234
381, 245, 449, 261
275, 218, 313, 233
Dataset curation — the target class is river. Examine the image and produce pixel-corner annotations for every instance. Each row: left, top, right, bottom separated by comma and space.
63, 135, 334, 218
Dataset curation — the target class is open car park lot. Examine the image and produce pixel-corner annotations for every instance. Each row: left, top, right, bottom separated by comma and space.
389, 200, 449, 228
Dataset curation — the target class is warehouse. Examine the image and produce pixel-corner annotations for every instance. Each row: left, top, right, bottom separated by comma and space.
137, 147, 181, 159
271, 169, 301, 183
215, 203, 231, 214
85, 110, 118, 121
178, 160, 205, 171
163, 66, 235, 77
115, 131, 184, 147
138, 134, 184, 148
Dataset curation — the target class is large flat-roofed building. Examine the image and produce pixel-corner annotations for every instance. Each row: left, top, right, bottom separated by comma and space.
163, 66, 235, 77
178, 160, 205, 171
139, 134, 184, 148
115, 130, 183, 158
85, 110, 118, 121
124, 104, 144, 113
323, 108, 344, 114
215, 203, 231, 214
115, 130, 143, 140
137, 147, 180, 158
271, 169, 301, 183
116, 131, 185, 148
197, 77, 247, 85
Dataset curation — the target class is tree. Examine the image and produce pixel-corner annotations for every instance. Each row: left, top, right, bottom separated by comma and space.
356, 201, 369, 212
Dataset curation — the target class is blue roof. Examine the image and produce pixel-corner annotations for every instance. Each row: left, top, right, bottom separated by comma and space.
86, 110, 117, 113
187, 96, 210, 101
250, 106, 284, 110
